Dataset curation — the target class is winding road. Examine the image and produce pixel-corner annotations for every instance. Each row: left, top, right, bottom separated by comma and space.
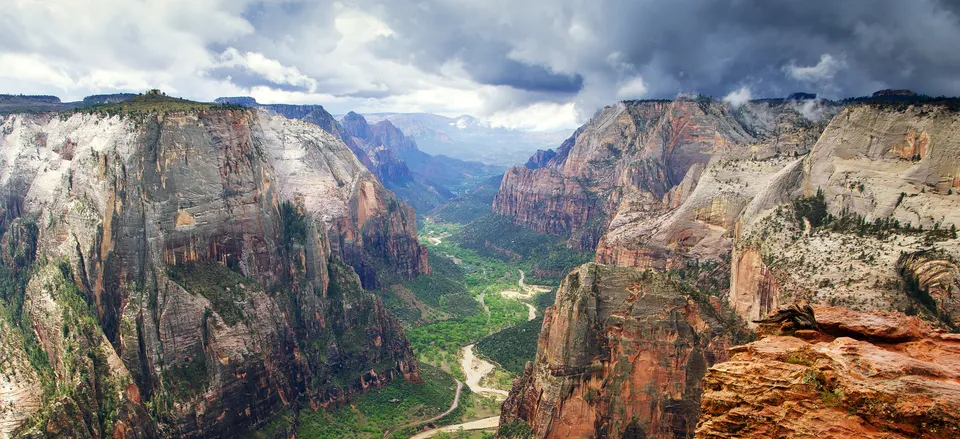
401, 270, 552, 438
409, 416, 501, 439
499, 270, 549, 322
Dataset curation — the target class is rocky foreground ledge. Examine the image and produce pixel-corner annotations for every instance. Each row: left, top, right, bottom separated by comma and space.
697, 306, 960, 439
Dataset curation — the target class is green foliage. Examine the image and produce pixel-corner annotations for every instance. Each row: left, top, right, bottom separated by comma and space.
802, 369, 846, 408
407, 293, 527, 354
792, 188, 829, 228
476, 316, 543, 374
0, 219, 52, 380
296, 364, 457, 438
69, 91, 243, 118
791, 190, 956, 244
456, 214, 591, 284
167, 261, 250, 325
165, 354, 208, 398
498, 421, 534, 439
14, 261, 128, 436
241, 407, 295, 439
534, 290, 555, 312
431, 178, 502, 224
402, 253, 477, 317
280, 200, 308, 248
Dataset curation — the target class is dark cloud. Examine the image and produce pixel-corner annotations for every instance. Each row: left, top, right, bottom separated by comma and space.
3, 0, 960, 126
356, 0, 960, 100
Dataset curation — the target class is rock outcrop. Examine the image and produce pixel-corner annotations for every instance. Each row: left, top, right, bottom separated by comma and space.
697, 306, 960, 438
499, 263, 737, 439
0, 102, 423, 437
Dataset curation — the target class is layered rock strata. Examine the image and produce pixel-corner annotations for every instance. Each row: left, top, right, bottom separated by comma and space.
0, 106, 423, 437
730, 103, 960, 326
499, 263, 734, 439
495, 97, 836, 252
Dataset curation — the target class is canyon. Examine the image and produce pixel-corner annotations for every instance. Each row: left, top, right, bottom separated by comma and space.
496, 95, 960, 438
2, 90, 959, 439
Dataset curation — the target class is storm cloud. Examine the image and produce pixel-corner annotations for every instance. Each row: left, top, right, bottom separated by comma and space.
2, 0, 959, 129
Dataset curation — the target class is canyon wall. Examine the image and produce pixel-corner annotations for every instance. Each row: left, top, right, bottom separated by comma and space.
730, 103, 960, 327
0, 107, 424, 437
500, 263, 736, 439
495, 98, 835, 252
500, 97, 960, 439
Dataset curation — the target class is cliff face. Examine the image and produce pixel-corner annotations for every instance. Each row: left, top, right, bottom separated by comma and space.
499, 263, 734, 439
218, 99, 479, 213
495, 98, 835, 252
0, 108, 423, 437
697, 306, 960, 438
340, 111, 416, 184
730, 104, 960, 327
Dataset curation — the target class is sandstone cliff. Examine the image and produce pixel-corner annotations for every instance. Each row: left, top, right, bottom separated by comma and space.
215, 98, 501, 214
495, 97, 837, 252
697, 306, 960, 438
730, 103, 960, 328
0, 104, 424, 437
499, 263, 739, 439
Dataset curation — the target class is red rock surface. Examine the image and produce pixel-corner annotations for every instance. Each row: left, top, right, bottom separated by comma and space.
696, 306, 960, 439
500, 263, 734, 438
495, 98, 834, 256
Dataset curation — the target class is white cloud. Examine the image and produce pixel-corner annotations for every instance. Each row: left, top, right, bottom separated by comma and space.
787, 54, 846, 82
794, 99, 829, 121
487, 101, 578, 132
215, 48, 318, 92
0, 53, 74, 89
722, 86, 752, 107
616, 77, 647, 99
333, 7, 395, 45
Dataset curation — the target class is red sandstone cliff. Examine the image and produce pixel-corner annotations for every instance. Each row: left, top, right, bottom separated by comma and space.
499, 263, 736, 438
494, 98, 831, 253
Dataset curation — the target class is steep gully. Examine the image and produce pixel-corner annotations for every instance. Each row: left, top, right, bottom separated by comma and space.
411, 269, 548, 438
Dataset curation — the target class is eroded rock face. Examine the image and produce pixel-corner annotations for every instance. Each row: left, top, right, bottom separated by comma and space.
340, 111, 416, 184
213, 98, 455, 213
0, 108, 423, 437
495, 98, 836, 253
500, 263, 733, 439
897, 249, 960, 329
697, 306, 960, 439
730, 104, 960, 326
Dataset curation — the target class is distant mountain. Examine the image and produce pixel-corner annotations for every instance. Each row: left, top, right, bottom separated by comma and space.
216, 97, 503, 213
360, 112, 572, 167
0, 92, 147, 114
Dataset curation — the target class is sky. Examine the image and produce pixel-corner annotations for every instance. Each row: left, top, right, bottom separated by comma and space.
2, 0, 960, 131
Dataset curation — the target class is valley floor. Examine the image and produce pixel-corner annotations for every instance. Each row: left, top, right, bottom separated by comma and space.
372, 216, 581, 439
237, 212, 585, 439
